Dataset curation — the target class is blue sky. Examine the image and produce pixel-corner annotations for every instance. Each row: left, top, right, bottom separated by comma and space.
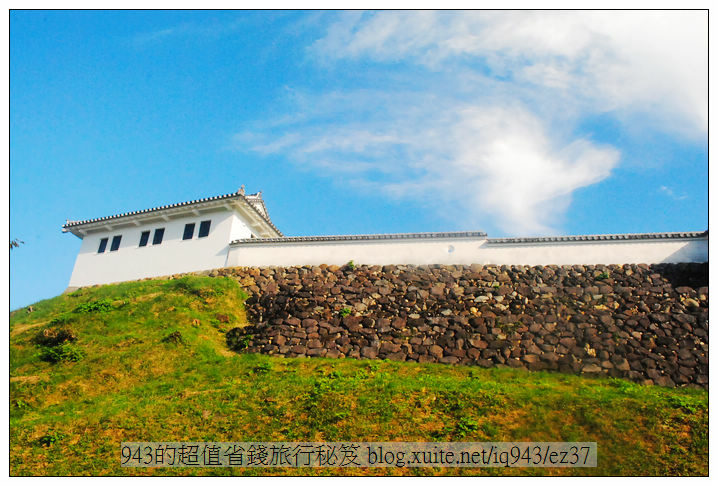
9, 10, 708, 309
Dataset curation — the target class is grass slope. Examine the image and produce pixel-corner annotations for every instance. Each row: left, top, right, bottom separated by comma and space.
9, 276, 707, 476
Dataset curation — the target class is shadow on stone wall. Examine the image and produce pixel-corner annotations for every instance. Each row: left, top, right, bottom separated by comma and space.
651, 262, 708, 289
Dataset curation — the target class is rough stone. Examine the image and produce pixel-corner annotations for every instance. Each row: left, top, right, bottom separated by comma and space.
223, 262, 707, 388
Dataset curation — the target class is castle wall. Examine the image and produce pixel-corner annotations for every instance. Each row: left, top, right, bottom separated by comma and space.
227, 234, 707, 268
220, 262, 708, 388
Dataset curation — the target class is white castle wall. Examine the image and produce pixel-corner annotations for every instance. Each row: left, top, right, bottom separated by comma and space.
226, 235, 708, 268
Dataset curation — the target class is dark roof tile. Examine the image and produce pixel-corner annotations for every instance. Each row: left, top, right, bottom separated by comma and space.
486, 231, 707, 244
63, 190, 283, 236
231, 231, 487, 245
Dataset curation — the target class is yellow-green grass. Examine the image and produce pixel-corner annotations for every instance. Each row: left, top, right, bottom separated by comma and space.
10, 276, 707, 476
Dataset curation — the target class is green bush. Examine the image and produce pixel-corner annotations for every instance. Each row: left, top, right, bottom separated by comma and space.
454, 416, 479, 438
39, 343, 85, 363
74, 299, 113, 314
237, 334, 253, 350
37, 431, 66, 447
33, 326, 77, 347
252, 362, 274, 374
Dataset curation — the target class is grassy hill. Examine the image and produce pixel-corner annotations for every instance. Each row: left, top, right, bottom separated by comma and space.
10, 275, 707, 476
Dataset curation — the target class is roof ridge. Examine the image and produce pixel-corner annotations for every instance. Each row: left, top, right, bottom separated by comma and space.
62, 189, 283, 236
230, 230, 707, 246
486, 231, 708, 244
231, 231, 488, 245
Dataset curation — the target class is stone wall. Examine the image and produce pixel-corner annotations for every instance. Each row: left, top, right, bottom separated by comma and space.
221, 262, 708, 388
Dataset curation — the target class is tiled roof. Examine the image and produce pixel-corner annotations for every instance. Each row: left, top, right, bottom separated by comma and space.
244, 194, 269, 219
230, 230, 707, 246
231, 231, 488, 245
486, 231, 707, 244
63, 190, 283, 236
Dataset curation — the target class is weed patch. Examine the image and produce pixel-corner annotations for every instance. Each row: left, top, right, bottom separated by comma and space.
39, 343, 85, 363
74, 299, 114, 314
162, 331, 186, 346
33, 326, 77, 347
37, 431, 66, 447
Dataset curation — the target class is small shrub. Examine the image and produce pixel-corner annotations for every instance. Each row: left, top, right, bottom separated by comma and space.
37, 431, 66, 447
454, 417, 479, 438
596, 272, 610, 281
237, 335, 253, 349
346, 260, 356, 271
339, 307, 352, 317
252, 362, 274, 374
162, 331, 185, 346
33, 326, 77, 347
74, 299, 113, 314
40, 343, 85, 363
13, 398, 31, 410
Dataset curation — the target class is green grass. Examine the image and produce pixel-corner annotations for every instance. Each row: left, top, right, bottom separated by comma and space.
10, 276, 707, 476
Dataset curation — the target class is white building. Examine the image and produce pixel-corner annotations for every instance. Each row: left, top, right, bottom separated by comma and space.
63, 189, 282, 288
64, 188, 708, 288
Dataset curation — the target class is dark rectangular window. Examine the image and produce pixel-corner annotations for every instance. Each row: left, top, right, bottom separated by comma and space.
110, 235, 122, 251
139, 231, 150, 247
198, 220, 211, 238
152, 228, 165, 245
183, 223, 195, 240
97, 238, 108, 253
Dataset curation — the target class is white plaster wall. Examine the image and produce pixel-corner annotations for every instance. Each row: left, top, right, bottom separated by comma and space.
226, 237, 708, 268
68, 209, 236, 287
228, 214, 255, 241
477, 239, 708, 265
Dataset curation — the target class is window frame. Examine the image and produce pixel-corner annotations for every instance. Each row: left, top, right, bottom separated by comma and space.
110, 235, 122, 252
139, 231, 151, 247
198, 220, 211, 238
182, 223, 196, 241
152, 228, 165, 245
97, 238, 109, 253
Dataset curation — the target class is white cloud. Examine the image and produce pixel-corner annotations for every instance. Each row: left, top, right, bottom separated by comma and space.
659, 185, 689, 201
239, 100, 619, 235
311, 11, 707, 136
236, 11, 704, 235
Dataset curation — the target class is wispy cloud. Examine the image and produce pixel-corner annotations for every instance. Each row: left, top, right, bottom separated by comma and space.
311, 11, 707, 136
660, 186, 689, 201
130, 17, 250, 47
235, 11, 705, 236
131, 27, 180, 46
237, 95, 619, 234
